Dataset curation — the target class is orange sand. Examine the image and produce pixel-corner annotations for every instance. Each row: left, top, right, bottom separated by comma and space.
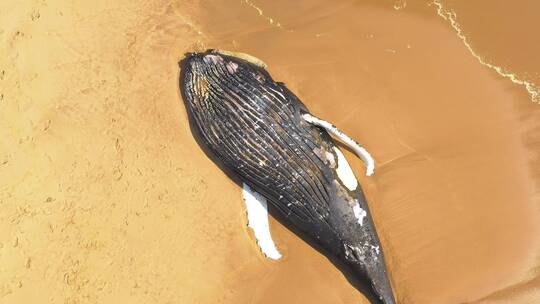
1, 1, 539, 303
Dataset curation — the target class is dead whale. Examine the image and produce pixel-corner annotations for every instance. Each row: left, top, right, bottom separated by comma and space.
179, 49, 395, 304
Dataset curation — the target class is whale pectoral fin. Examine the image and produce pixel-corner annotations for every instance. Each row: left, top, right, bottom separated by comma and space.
302, 113, 375, 176
241, 183, 282, 260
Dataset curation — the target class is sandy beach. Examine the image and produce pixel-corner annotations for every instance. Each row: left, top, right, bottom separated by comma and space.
1, 0, 540, 303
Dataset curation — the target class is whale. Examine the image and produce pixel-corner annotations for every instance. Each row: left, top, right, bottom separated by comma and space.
179, 49, 396, 304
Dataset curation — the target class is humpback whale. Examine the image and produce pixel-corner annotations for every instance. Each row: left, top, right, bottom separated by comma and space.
179, 49, 395, 304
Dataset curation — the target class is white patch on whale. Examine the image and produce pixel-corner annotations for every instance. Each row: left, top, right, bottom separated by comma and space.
313, 147, 336, 167
302, 113, 375, 176
242, 183, 282, 260
332, 147, 358, 191
325, 151, 336, 167
352, 201, 367, 226
226, 61, 239, 73
203, 54, 224, 64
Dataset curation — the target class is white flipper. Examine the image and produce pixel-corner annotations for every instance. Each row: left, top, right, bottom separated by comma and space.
302, 113, 375, 176
242, 183, 282, 260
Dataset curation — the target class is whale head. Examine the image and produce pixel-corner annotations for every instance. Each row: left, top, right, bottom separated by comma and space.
180, 50, 271, 110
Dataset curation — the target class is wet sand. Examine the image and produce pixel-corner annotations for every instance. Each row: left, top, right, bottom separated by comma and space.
1, 0, 540, 303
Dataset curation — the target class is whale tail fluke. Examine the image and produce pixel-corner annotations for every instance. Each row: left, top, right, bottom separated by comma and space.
369, 267, 396, 304
352, 261, 396, 304
343, 242, 396, 304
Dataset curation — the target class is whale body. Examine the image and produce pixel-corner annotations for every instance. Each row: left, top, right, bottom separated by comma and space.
179, 49, 396, 304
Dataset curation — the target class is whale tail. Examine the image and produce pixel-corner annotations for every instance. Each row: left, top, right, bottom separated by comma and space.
367, 264, 396, 304
346, 251, 396, 304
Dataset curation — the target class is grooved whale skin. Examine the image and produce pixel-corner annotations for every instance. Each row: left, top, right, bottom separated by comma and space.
180, 50, 395, 304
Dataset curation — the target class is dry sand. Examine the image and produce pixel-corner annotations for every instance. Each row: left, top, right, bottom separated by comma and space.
1, 0, 540, 303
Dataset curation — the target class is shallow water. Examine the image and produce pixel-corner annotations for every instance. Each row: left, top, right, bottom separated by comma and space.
1, 0, 539, 303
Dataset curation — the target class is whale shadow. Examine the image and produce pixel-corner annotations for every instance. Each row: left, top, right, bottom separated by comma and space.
178, 58, 383, 304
